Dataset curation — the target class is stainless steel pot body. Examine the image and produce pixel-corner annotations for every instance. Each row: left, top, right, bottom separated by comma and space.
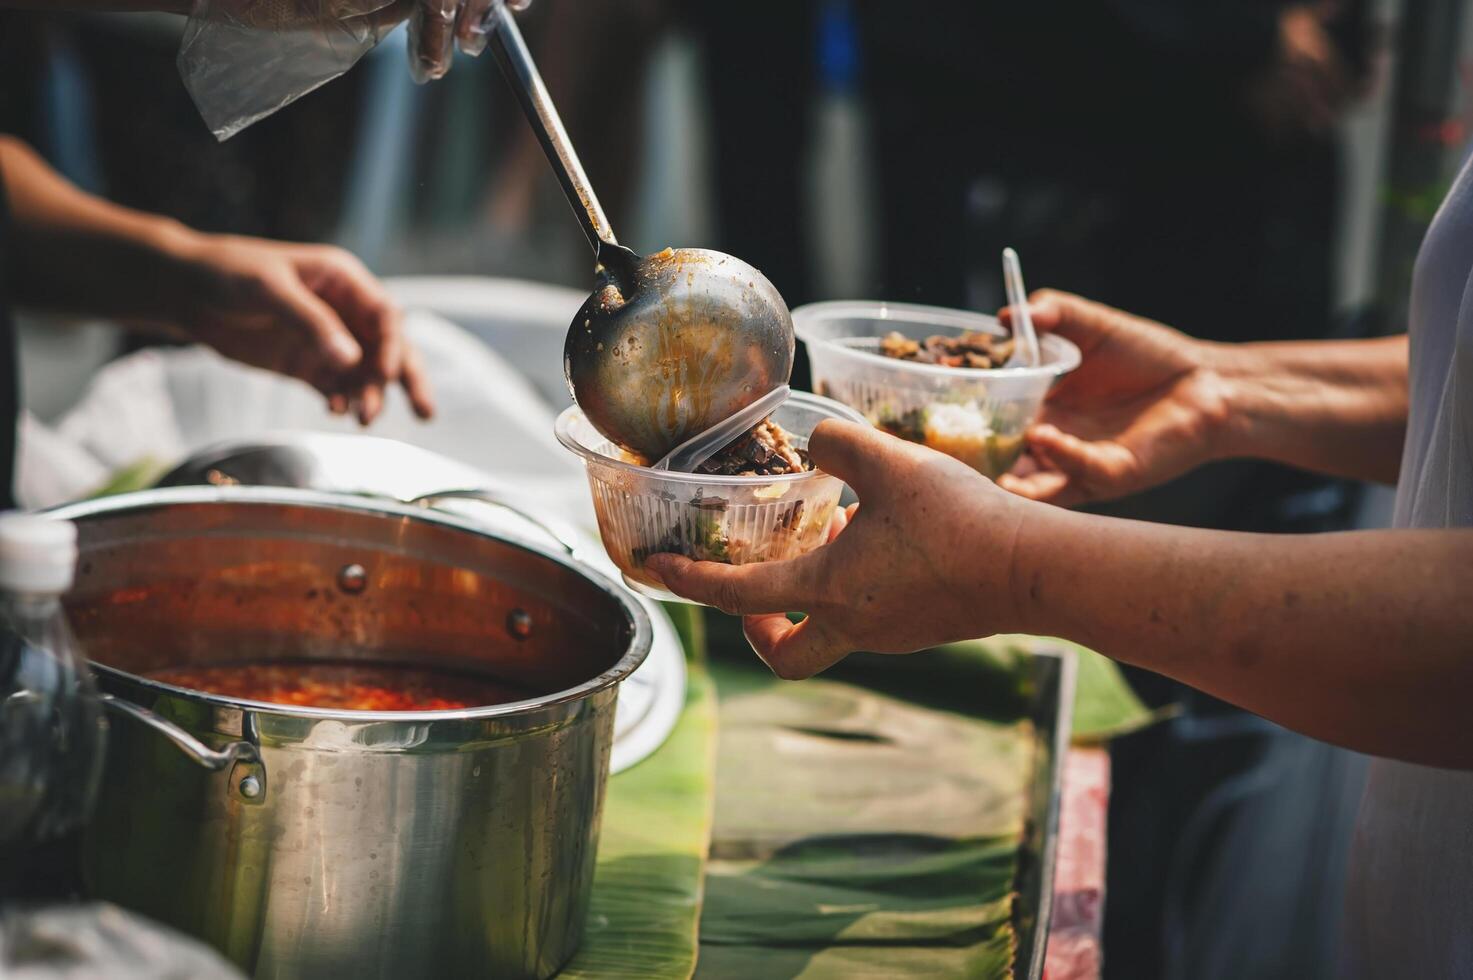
47, 487, 652, 980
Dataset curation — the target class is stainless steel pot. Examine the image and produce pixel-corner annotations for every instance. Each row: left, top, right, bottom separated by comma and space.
47, 486, 652, 980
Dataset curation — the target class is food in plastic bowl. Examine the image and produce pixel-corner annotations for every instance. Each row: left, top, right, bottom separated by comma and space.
794, 301, 1081, 478
555, 391, 867, 603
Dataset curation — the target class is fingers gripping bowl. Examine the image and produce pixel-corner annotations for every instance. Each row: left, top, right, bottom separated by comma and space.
556, 392, 867, 603
795, 302, 1081, 478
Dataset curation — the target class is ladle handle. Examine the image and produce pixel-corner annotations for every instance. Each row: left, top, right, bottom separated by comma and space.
486, 3, 618, 258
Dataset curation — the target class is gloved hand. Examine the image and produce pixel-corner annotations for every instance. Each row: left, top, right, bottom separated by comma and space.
409, 0, 532, 83
195, 0, 532, 80
180, 0, 534, 139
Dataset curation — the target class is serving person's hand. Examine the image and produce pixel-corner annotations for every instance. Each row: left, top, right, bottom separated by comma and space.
166, 235, 435, 424
408, 0, 532, 82
645, 421, 1030, 680
995, 291, 1232, 507
173, 0, 532, 83
1, 135, 432, 425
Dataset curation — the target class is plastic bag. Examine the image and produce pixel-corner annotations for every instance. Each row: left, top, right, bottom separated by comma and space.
178, 0, 402, 141
177, 0, 526, 141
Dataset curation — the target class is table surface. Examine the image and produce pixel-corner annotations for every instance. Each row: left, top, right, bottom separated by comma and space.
1043, 748, 1110, 980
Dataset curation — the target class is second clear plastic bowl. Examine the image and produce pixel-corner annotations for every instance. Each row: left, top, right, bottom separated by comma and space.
794, 301, 1081, 478
555, 391, 868, 603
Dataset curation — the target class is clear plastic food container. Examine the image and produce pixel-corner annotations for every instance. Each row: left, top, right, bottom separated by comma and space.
555, 392, 867, 603
794, 301, 1081, 478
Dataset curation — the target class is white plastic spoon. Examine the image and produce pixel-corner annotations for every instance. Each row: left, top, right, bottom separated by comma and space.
649, 385, 792, 473
1002, 247, 1042, 368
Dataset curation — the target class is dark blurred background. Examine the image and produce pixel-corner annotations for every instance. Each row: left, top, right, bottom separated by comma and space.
2, 1, 1469, 977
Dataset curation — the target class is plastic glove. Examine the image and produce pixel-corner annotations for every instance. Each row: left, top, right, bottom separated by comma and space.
180, 0, 534, 139
410, 0, 533, 83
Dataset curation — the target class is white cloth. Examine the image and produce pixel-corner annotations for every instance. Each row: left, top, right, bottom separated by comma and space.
15, 309, 591, 522
1340, 154, 1473, 978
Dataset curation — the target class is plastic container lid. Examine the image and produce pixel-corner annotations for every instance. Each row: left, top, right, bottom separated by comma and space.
0, 513, 78, 594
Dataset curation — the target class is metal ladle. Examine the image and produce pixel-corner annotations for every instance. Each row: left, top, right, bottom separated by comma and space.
486, 5, 794, 462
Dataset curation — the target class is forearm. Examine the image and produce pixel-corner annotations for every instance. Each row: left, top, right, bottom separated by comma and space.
1009, 503, 1473, 767
1, 138, 204, 326
1212, 334, 1408, 484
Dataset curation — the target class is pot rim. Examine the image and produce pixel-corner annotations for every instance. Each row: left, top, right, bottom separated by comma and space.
47, 485, 654, 724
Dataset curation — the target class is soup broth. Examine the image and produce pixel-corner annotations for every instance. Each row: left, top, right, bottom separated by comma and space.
147, 660, 535, 711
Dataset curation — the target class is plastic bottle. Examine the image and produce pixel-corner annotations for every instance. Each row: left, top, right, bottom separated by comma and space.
0, 513, 105, 902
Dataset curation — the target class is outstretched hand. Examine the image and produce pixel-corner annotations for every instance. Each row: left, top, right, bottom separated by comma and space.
996, 290, 1232, 507
646, 420, 1030, 679
171, 236, 435, 424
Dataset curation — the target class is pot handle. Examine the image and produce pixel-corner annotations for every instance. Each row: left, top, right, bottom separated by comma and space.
100, 693, 267, 805
408, 488, 579, 557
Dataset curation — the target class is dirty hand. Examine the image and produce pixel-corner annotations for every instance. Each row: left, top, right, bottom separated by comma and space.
168, 235, 435, 424
646, 421, 1030, 679
996, 290, 1232, 508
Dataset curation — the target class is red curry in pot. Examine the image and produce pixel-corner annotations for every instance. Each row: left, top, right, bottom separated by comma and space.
146, 661, 533, 711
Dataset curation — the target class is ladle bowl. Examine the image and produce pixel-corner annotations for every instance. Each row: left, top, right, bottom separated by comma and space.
565, 247, 793, 462
486, 5, 793, 461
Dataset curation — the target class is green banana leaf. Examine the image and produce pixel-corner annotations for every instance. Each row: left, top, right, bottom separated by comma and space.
696, 650, 1034, 980
928, 634, 1155, 743
693, 619, 1152, 979
562, 661, 717, 979
699, 615, 1153, 743
560, 603, 717, 980
1048, 638, 1163, 742
86, 456, 172, 499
